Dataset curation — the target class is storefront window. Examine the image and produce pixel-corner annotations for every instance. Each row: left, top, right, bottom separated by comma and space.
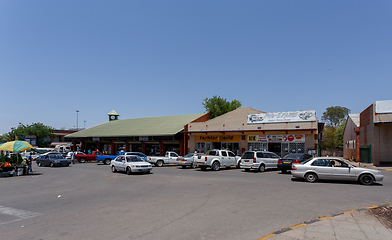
145, 143, 160, 156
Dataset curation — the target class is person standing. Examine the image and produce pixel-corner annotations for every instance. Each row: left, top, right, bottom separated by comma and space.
27, 153, 33, 173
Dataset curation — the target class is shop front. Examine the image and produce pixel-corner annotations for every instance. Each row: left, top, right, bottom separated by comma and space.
194, 135, 240, 154
187, 107, 322, 157
247, 134, 307, 157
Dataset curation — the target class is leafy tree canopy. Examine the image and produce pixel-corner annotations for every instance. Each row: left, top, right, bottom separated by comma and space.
202, 95, 242, 119
321, 106, 350, 127
5, 122, 55, 147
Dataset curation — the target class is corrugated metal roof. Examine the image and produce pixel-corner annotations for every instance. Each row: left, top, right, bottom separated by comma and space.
348, 114, 360, 127
65, 113, 205, 138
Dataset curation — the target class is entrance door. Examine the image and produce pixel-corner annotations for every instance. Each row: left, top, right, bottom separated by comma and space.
268, 143, 281, 157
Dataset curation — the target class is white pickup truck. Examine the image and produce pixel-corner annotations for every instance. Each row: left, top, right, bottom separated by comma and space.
195, 149, 241, 171
147, 151, 180, 167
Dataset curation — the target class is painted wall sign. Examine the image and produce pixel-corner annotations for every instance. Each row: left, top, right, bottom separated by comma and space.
139, 136, 149, 141
247, 110, 316, 124
248, 134, 305, 143
196, 135, 239, 142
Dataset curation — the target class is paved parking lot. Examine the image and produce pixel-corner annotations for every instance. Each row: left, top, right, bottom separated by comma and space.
0, 163, 391, 240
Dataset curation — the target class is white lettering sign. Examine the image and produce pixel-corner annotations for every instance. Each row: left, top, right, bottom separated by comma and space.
247, 110, 316, 124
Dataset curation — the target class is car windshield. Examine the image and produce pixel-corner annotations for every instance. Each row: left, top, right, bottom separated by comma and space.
126, 156, 143, 162
184, 153, 194, 158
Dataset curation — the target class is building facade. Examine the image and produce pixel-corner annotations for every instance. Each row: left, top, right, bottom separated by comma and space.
343, 100, 392, 165
65, 112, 209, 156
186, 107, 322, 157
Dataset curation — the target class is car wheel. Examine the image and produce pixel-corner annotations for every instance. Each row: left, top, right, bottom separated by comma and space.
181, 166, 187, 169
305, 172, 318, 183
244, 168, 250, 172
359, 174, 374, 185
79, 158, 86, 163
50, 162, 54, 168
111, 166, 117, 173
258, 164, 265, 172
191, 162, 197, 168
211, 161, 220, 171
37, 162, 42, 167
126, 167, 132, 175
156, 160, 164, 167
104, 159, 111, 165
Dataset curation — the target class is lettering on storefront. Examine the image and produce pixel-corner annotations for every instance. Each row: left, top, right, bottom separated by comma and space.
196, 135, 239, 142
139, 136, 149, 141
247, 110, 316, 124
248, 134, 305, 143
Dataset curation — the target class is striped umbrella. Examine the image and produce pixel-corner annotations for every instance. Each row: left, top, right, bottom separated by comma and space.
0, 140, 34, 152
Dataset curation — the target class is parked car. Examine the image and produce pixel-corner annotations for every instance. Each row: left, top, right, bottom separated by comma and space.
240, 151, 280, 172
36, 153, 71, 167
121, 152, 148, 161
111, 155, 152, 174
66, 151, 84, 159
148, 151, 180, 167
277, 153, 312, 173
176, 153, 202, 168
195, 149, 241, 171
291, 157, 383, 185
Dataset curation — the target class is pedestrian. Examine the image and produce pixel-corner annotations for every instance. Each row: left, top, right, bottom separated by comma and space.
71, 151, 75, 164
27, 153, 33, 173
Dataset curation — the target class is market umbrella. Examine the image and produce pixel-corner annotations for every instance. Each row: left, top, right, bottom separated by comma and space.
0, 140, 34, 152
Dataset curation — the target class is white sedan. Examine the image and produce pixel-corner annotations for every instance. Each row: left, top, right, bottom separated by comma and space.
111, 155, 152, 175
292, 157, 383, 185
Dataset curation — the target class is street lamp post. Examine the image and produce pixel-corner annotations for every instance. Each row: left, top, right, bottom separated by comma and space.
76, 110, 79, 130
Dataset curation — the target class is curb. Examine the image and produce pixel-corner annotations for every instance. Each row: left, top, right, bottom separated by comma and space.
257, 202, 392, 240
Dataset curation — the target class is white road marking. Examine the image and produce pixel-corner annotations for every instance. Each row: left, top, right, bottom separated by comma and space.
0, 206, 43, 225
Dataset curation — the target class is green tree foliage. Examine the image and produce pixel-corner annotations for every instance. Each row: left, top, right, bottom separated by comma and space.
320, 106, 350, 150
5, 122, 55, 147
202, 96, 242, 119
321, 106, 350, 127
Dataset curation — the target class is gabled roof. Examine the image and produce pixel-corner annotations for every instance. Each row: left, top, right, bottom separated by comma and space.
65, 113, 206, 138
348, 114, 360, 127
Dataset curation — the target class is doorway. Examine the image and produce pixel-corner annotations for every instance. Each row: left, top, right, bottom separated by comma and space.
268, 143, 281, 156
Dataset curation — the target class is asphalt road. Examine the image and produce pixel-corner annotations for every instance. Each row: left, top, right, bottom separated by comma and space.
0, 163, 391, 240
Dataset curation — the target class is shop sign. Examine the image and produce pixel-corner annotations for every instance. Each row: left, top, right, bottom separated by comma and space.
248, 134, 305, 143
93, 137, 100, 141
247, 110, 316, 124
139, 136, 149, 141
196, 135, 239, 142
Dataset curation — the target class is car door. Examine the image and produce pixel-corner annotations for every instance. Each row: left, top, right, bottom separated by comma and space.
310, 159, 333, 180
227, 151, 236, 166
169, 152, 179, 164
269, 152, 280, 168
221, 151, 228, 166
262, 153, 273, 168
331, 159, 356, 180
114, 156, 125, 171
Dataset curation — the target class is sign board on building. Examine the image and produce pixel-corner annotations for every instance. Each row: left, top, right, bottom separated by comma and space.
247, 110, 316, 124
24, 135, 37, 146
248, 134, 305, 143
93, 137, 100, 141
376, 100, 392, 114
139, 136, 149, 141
196, 135, 239, 142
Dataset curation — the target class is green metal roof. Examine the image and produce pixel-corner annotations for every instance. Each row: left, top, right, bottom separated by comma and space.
65, 113, 205, 138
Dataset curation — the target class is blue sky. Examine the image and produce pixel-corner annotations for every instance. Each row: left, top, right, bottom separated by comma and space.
1, 1, 391, 134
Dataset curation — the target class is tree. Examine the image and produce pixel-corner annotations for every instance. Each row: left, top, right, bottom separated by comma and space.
321, 106, 350, 127
5, 122, 55, 147
202, 96, 242, 119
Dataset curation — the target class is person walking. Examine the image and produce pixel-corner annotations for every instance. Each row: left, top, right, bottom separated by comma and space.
70, 151, 75, 164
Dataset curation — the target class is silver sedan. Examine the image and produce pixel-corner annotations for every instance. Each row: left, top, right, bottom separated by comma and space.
292, 157, 383, 185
